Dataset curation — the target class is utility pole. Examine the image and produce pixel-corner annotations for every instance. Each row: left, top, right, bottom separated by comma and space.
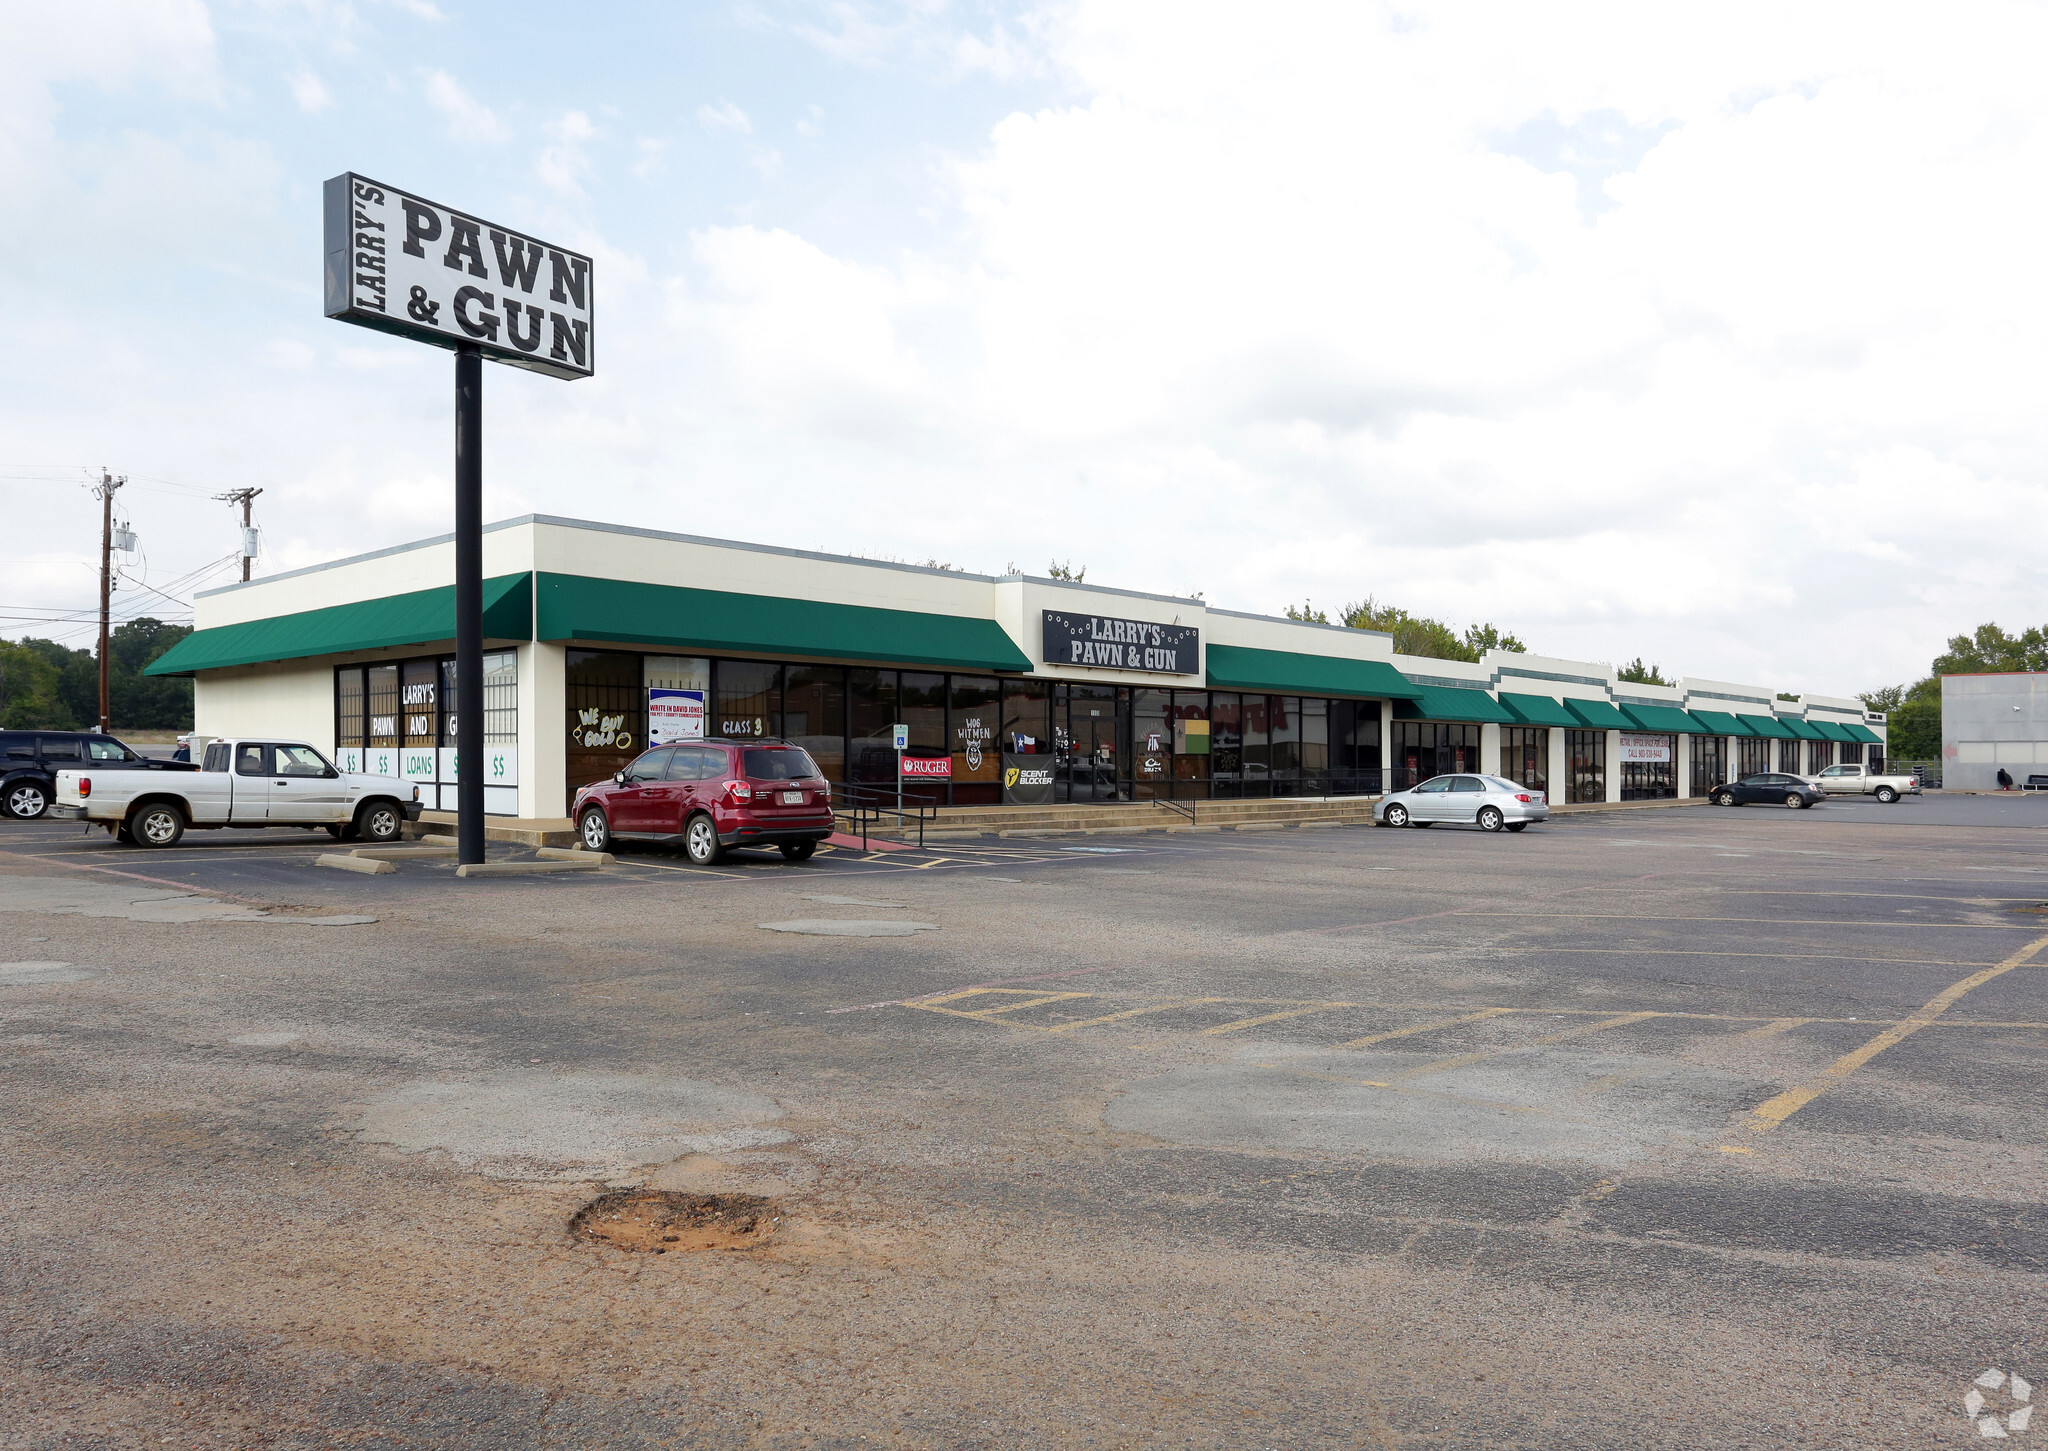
95, 470, 125, 733
214, 487, 263, 582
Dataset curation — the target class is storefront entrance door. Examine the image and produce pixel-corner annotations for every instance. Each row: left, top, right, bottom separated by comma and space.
1059, 684, 1126, 801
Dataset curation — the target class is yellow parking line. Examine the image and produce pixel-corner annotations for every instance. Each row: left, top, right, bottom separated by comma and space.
1043, 998, 1230, 1033
1199, 1002, 1356, 1037
1392, 1011, 1662, 1082
965, 992, 1097, 1017
1340, 1007, 1512, 1050
1746, 930, 2048, 1134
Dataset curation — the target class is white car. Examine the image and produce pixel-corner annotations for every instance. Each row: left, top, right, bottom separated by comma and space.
1375, 774, 1549, 832
51, 737, 422, 848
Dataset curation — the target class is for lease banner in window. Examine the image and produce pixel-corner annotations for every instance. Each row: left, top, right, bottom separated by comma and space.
1619, 733, 1674, 763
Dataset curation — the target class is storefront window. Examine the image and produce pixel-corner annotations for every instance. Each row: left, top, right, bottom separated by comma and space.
1565, 729, 1606, 804
1001, 680, 1053, 805
1170, 693, 1211, 795
1690, 735, 1726, 795
1131, 688, 1172, 800
1393, 721, 1481, 791
849, 669, 899, 786
899, 671, 947, 804
483, 650, 518, 746
1270, 696, 1301, 795
1619, 733, 1676, 800
1330, 700, 1381, 794
1809, 740, 1834, 771
1211, 694, 1242, 797
368, 665, 399, 748
1500, 727, 1548, 792
401, 660, 438, 748
785, 666, 847, 783
1777, 738, 1803, 774
1838, 743, 1863, 767
1299, 698, 1329, 795
1241, 695, 1271, 796
565, 649, 644, 810
1739, 737, 1771, 776
949, 675, 1002, 805
714, 660, 782, 741
337, 668, 365, 748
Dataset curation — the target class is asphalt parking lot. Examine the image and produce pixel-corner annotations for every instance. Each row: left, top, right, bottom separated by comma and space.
3, 793, 2045, 1448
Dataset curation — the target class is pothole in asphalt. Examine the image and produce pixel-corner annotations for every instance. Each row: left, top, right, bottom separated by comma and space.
758, 919, 936, 936
571, 1190, 782, 1254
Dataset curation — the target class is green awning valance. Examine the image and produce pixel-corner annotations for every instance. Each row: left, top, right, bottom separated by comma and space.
1813, 721, 1859, 743
1738, 713, 1796, 739
1393, 685, 1517, 723
1687, 708, 1755, 737
535, 572, 1032, 673
145, 572, 533, 676
1205, 644, 1423, 700
1562, 697, 1631, 729
1847, 722, 1883, 744
1498, 692, 1579, 727
1782, 718, 1826, 740
1619, 702, 1700, 734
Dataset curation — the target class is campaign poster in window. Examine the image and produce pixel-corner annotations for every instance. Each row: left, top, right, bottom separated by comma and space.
648, 689, 705, 746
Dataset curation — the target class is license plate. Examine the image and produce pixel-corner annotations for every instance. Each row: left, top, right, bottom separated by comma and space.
781, 790, 805, 805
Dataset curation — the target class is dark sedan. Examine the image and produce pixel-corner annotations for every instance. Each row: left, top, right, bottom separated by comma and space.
1709, 773, 1825, 809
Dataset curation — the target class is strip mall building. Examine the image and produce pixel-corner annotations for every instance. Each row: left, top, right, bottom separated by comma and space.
147, 516, 1888, 820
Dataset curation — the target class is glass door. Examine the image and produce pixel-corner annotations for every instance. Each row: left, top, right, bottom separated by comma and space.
1059, 684, 1126, 801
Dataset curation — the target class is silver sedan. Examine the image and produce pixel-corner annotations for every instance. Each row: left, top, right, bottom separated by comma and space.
1374, 774, 1550, 832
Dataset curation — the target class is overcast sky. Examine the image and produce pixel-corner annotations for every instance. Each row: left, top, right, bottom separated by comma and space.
5, 1, 2043, 697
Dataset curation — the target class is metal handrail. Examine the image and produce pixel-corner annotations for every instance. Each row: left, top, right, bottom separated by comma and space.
830, 783, 938, 850
1151, 795, 1196, 824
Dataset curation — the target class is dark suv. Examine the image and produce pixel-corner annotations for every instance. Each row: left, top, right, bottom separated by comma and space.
573, 738, 835, 864
2, 730, 196, 820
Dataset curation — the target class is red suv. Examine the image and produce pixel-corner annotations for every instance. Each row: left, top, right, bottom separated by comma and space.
573, 738, 835, 864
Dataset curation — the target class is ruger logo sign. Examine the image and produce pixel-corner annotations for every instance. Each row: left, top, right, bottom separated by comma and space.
323, 173, 594, 380
901, 756, 953, 779
1042, 611, 1198, 675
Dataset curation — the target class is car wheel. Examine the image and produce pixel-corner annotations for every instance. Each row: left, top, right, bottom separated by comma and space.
1874, 786, 1897, 803
357, 801, 403, 842
1477, 806, 1505, 832
132, 803, 184, 848
1784, 793, 1806, 809
1383, 803, 1410, 828
325, 824, 345, 838
6, 780, 50, 819
1715, 791, 1737, 807
578, 807, 612, 853
780, 840, 817, 862
1504, 821, 1529, 833
683, 812, 722, 866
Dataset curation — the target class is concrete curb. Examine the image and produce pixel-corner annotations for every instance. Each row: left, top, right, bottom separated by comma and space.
454, 858, 603, 878
536, 847, 614, 865
317, 853, 396, 875
351, 845, 457, 861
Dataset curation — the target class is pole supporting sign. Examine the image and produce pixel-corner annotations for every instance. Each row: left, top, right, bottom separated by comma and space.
322, 171, 594, 866
323, 173, 594, 380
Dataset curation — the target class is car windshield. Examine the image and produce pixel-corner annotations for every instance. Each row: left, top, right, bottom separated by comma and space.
744, 747, 820, 780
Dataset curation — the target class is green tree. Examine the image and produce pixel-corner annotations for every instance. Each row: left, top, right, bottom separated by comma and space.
1887, 679, 1942, 759
1340, 597, 1473, 660
1618, 658, 1672, 686
0, 641, 70, 728
1857, 685, 1905, 714
109, 619, 194, 728
1046, 559, 1087, 582
1932, 623, 2048, 675
1463, 623, 1526, 656
1285, 602, 1330, 624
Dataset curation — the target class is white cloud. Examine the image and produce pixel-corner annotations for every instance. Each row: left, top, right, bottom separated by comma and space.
424, 69, 509, 143
288, 69, 332, 113
537, 109, 600, 196
632, 137, 667, 179
696, 100, 752, 135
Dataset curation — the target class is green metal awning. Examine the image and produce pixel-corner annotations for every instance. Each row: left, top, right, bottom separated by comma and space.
1498, 692, 1579, 727
1393, 685, 1516, 724
1205, 643, 1423, 700
1561, 697, 1631, 729
1619, 702, 1700, 734
144, 572, 533, 676
534, 572, 1032, 673
1687, 709, 1755, 737
1738, 713, 1796, 739
1846, 722, 1883, 744
1813, 720, 1859, 743
1781, 718, 1826, 741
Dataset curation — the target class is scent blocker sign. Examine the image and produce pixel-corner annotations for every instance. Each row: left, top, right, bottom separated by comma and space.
322, 173, 594, 379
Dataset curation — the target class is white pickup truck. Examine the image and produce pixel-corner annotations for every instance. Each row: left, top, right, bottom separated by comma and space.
1810, 763, 1921, 803
52, 737, 422, 848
